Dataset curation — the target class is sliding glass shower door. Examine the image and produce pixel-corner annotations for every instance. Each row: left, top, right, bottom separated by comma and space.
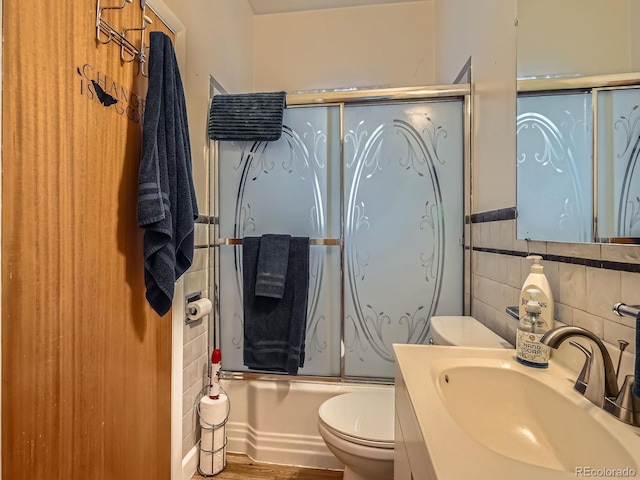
215, 95, 465, 379
217, 106, 342, 377
342, 102, 464, 377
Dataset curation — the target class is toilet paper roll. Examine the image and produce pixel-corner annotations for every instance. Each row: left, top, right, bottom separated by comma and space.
199, 427, 225, 475
199, 394, 228, 475
187, 298, 212, 321
199, 393, 228, 427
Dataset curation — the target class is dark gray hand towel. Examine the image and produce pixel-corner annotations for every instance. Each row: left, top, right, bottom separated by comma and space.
255, 234, 291, 299
243, 237, 309, 375
137, 31, 198, 316
208, 91, 286, 141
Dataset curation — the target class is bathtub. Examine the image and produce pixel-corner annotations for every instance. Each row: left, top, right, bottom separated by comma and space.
220, 377, 393, 469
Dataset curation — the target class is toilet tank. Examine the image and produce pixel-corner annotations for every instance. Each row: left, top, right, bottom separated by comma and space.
429, 316, 512, 348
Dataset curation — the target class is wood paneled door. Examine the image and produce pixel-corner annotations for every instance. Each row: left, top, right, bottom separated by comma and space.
2, 2, 175, 478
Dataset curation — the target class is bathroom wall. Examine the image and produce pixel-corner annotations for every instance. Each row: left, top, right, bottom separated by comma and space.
180, 225, 211, 459
153, 0, 255, 471
253, 1, 436, 92
159, 0, 255, 210
517, 0, 634, 78
155, 0, 640, 474
433, 0, 640, 360
434, 0, 517, 214
472, 225, 640, 357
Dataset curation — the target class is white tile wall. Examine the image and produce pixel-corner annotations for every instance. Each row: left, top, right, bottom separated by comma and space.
602, 244, 640, 263
505, 255, 522, 289
585, 268, 621, 322
558, 264, 586, 308
554, 302, 572, 325
181, 239, 212, 459
621, 272, 640, 306
547, 241, 601, 260
572, 309, 604, 338
194, 223, 209, 248
471, 218, 640, 356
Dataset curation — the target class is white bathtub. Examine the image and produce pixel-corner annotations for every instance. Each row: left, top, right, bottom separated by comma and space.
220, 377, 393, 469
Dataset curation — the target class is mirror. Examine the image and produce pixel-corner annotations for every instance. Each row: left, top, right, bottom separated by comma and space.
516, 0, 640, 243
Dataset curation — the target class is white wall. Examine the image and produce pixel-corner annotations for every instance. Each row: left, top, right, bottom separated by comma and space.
150, 2, 254, 478
253, 1, 435, 92
434, 0, 640, 367
160, 0, 255, 215
435, 0, 517, 213
517, 0, 632, 78
631, 1, 640, 71
148, 2, 640, 478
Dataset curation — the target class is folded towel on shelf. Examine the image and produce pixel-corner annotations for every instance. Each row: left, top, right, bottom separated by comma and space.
243, 236, 310, 375
634, 311, 640, 398
137, 31, 198, 316
255, 234, 291, 299
208, 91, 286, 142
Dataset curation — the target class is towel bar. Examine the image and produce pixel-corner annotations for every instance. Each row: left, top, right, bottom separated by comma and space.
613, 302, 640, 318
216, 238, 340, 246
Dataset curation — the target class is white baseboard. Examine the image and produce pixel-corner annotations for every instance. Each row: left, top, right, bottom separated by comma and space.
182, 446, 199, 480
226, 421, 344, 470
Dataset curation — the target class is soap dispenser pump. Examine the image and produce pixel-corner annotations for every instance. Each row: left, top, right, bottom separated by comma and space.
516, 288, 551, 368
519, 255, 554, 326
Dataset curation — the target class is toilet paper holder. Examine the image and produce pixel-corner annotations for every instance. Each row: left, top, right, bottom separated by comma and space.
196, 386, 230, 477
185, 291, 206, 325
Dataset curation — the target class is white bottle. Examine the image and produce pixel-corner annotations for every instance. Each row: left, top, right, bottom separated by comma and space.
519, 255, 554, 327
516, 289, 551, 368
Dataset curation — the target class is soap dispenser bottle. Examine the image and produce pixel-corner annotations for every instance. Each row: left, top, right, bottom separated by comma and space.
516, 288, 551, 368
519, 255, 554, 326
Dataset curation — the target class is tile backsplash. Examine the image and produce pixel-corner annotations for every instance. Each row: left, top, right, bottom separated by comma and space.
471, 218, 639, 354
181, 221, 212, 458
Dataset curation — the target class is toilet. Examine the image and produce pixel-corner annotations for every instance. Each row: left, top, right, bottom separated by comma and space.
429, 315, 514, 348
317, 316, 509, 480
318, 390, 394, 480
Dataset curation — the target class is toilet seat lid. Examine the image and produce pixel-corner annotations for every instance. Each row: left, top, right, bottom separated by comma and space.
430, 316, 511, 348
318, 391, 394, 446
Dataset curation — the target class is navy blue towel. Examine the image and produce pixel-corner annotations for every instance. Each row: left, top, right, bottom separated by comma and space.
255, 234, 291, 299
634, 311, 640, 398
243, 237, 309, 375
208, 91, 286, 141
137, 32, 198, 316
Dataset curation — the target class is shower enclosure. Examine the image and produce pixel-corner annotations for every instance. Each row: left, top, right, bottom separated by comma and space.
517, 77, 640, 243
211, 86, 470, 380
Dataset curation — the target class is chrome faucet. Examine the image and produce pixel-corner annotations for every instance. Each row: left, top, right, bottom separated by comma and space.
540, 325, 640, 427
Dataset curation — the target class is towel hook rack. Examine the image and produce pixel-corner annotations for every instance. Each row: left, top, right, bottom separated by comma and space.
95, 0, 151, 76
121, 14, 153, 64
95, 0, 132, 44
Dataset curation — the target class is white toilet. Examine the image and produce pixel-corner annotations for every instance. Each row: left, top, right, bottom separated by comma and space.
318, 390, 394, 480
429, 315, 514, 348
317, 316, 509, 480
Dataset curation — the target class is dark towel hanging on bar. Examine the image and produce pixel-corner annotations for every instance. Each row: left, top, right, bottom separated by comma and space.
207, 91, 286, 142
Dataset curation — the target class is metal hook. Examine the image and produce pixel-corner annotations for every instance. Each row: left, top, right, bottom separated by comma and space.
96, 0, 133, 45
140, 45, 150, 77
120, 14, 152, 63
138, 13, 153, 77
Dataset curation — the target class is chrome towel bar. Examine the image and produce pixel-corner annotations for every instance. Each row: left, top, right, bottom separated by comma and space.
613, 303, 640, 319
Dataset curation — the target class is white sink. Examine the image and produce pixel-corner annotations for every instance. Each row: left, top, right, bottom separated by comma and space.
394, 345, 640, 479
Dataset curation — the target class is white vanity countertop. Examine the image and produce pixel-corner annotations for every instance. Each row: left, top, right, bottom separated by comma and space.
393, 344, 640, 480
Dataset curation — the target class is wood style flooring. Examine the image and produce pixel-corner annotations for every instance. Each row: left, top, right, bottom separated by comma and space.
192, 453, 344, 479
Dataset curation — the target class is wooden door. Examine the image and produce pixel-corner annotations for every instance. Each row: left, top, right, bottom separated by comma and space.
2, 2, 175, 478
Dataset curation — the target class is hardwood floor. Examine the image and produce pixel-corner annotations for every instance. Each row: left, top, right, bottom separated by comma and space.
192, 453, 344, 479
